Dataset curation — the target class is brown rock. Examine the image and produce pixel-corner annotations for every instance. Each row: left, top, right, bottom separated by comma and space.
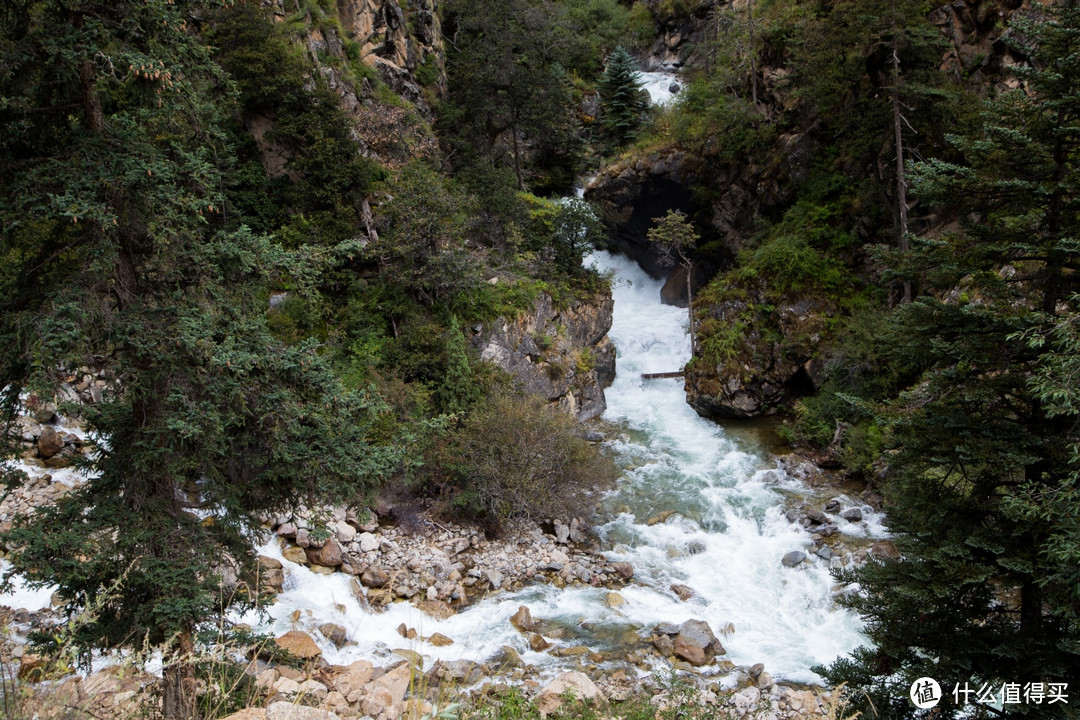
672, 635, 707, 666
361, 566, 389, 588
18, 653, 47, 681
535, 671, 607, 716
319, 623, 348, 648
282, 546, 308, 564
274, 630, 322, 660
670, 583, 694, 601
528, 633, 551, 651
428, 633, 453, 647
612, 561, 634, 579
510, 605, 534, 632
306, 539, 343, 567
37, 427, 64, 458
417, 599, 455, 620
870, 539, 902, 560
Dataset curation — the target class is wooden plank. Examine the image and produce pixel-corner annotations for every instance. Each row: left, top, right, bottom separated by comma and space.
641, 371, 685, 380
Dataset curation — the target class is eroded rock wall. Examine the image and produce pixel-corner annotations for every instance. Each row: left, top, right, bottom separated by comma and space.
471, 292, 615, 421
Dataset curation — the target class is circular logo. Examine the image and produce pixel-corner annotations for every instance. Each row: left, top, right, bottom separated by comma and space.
910, 677, 942, 709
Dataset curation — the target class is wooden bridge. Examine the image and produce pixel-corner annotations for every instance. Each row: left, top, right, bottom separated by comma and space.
641, 370, 684, 380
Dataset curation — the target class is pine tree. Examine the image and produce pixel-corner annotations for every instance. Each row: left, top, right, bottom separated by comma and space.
820, 3, 1080, 717
598, 46, 645, 146
436, 316, 480, 415
0, 2, 397, 717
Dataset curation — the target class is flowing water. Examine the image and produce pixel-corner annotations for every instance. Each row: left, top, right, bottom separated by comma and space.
233, 251, 886, 685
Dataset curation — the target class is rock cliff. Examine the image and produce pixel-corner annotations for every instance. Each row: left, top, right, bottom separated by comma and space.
471, 292, 615, 421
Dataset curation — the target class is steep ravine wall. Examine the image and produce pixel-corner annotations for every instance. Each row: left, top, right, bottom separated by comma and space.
470, 292, 616, 421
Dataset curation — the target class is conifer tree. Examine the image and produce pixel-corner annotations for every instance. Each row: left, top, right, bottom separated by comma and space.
0, 2, 397, 717
820, 3, 1080, 716
598, 46, 645, 146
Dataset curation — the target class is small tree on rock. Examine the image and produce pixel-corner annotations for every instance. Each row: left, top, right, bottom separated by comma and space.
649, 210, 699, 352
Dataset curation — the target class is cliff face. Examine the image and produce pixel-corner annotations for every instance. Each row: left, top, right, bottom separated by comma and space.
471, 292, 616, 421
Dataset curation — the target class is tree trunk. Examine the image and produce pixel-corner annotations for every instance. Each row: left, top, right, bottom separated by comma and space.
685, 260, 695, 354
162, 628, 197, 720
891, 3, 911, 305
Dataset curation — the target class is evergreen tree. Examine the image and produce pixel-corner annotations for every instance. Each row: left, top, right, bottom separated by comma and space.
598, 46, 645, 146
820, 3, 1080, 716
0, 2, 397, 717
436, 316, 480, 415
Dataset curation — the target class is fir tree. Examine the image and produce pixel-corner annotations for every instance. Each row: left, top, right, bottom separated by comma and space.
436, 316, 480, 415
598, 46, 645, 146
0, 2, 397, 717
820, 3, 1080, 717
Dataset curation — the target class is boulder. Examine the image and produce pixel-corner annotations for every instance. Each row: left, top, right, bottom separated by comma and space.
318, 623, 348, 648
604, 591, 625, 608
358, 532, 380, 552
782, 550, 807, 568
220, 710, 267, 720
535, 671, 607, 716
428, 633, 454, 647
266, 702, 340, 720
672, 619, 723, 666
361, 566, 390, 588
673, 634, 706, 666
282, 546, 308, 564
418, 599, 456, 620
528, 633, 551, 651
870, 540, 902, 560
306, 539, 343, 567
510, 605, 534, 632
670, 583, 694, 601
366, 663, 412, 706
841, 507, 864, 522
612, 561, 634, 579
274, 631, 322, 660
37, 427, 64, 458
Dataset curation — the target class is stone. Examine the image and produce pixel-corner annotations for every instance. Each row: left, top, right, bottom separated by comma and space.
255, 669, 279, 691
428, 633, 454, 647
274, 630, 322, 660
670, 583, 694, 601
782, 550, 807, 567
307, 539, 343, 567
361, 566, 390, 588
612, 561, 634, 579
568, 517, 586, 543
335, 521, 357, 543
841, 507, 863, 522
392, 649, 424, 668
485, 568, 504, 589
37, 427, 64, 458
17, 653, 47, 681
257, 555, 283, 570
273, 677, 302, 695
490, 645, 524, 669
331, 661, 374, 697
418, 599, 456, 620
755, 671, 774, 689
266, 701, 340, 720
652, 633, 674, 656
535, 671, 607, 716
655, 621, 680, 636
282, 546, 308, 564
749, 663, 765, 679
366, 663, 412, 706
358, 532, 379, 552
554, 520, 570, 544
397, 623, 417, 640
319, 623, 348, 648
732, 687, 761, 715
221, 710, 267, 720
673, 635, 706, 666
604, 591, 625, 608
870, 539, 902, 560
510, 605, 534, 632
528, 633, 551, 651
805, 507, 828, 525
297, 679, 329, 699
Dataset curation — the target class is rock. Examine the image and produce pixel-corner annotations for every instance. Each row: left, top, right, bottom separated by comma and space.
318, 623, 348, 648
358, 532, 379, 552
428, 633, 454, 647
528, 633, 551, 651
307, 539, 343, 567
334, 521, 357, 543
221, 710, 267, 720
568, 517, 586, 543
841, 507, 864, 522
732, 687, 761, 715
331, 661, 374, 698
366, 663, 412, 706
361, 566, 390, 588
397, 623, 417, 640
755, 671, 774, 689
274, 631, 322, 660
17, 653, 47, 681
652, 633, 674, 656
535, 671, 607, 716
612, 561, 634, 579
429, 660, 484, 685
297, 679, 329, 700
870, 539, 902, 560
418, 599, 456, 620
282, 546, 308, 564
604, 591, 625, 608
510, 605, 534, 632
686, 540, 707, 555
393, 648, 424, 669
669, 81, 681, 93
266, 701, 340, 720
673, 635, 707, 666
655, 621, 680, 636
37, 427, 64, 458
554, 519, 570, 544
805, 507, 828, 525
490, 645, 523, 669
816, 545, 834, 561
670, 583, 694, 601
257, 555, 283, 570
749, 663, 765, 679
485, 568, 504, 589
273, 677, 302, 695
782, 550, 807, 568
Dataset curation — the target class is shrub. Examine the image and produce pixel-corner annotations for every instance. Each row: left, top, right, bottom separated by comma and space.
440, 388, 617, 527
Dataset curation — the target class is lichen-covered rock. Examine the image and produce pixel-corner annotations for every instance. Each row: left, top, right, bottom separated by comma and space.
472, 291, 614, 420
